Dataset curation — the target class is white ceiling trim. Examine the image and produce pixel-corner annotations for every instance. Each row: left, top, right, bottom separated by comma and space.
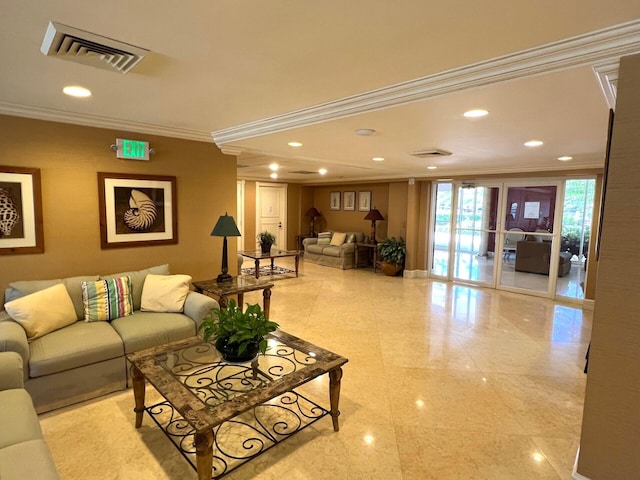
593, 60, 619, 110
0, 101, 213, 142
212, 19, 640, 146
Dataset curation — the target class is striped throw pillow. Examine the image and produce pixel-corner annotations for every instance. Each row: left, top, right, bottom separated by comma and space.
317, 231, 332, 245
82, 276, 134, 322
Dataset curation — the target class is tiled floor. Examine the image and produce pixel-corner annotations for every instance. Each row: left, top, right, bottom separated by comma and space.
40, 258, 591, 479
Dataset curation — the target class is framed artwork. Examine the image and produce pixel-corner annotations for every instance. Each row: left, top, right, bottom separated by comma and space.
343, 191, 355, 211
330, 191, 340, 210
359, 191, 372, 212
98, 172, 177, 249
0, 166, 44, 255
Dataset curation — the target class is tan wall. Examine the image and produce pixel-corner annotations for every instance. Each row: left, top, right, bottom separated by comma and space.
0, 115, 236, 294
387, 182, 408, 239
577, 53, 640, 478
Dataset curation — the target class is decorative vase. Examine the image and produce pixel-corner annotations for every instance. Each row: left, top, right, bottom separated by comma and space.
215, 335, 260, 362
381, 261, 403, 276
260, 242, 272, 254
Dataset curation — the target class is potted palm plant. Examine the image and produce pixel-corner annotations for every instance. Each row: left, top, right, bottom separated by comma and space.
198, 299, 279, 362
257, 231, 276, 254
377, 237, 406, 276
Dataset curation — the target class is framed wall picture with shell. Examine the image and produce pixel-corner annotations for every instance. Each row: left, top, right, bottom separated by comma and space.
98, 172, 177, 249
0, 166, 44, 255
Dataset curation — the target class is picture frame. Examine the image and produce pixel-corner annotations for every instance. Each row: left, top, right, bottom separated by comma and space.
358, 191, 372, 212
330, 191, 341, 210
98, 172, 177, 249
0, 166, 44, 255
343, 191, 356, 211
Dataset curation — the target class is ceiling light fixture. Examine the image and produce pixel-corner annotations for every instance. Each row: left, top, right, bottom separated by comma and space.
63, 85, 91, 97
463, 109, 488, 118
372, 157, 384, 162
270, 172, 278, 179
288, 141, 302, 147
427, 166, 438, 170
318, 168, 327, 175
269, 163, 279, 171
558, 156, 573, 161
355, 128, 376, 136
524, 140, 543, 147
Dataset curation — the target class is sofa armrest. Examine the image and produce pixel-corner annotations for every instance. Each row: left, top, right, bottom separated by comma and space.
0, 315, 29, 381
0, 351, 24, 390
183, 291, 219, 329
302, 237, 318, 248
340, 243, 356, 254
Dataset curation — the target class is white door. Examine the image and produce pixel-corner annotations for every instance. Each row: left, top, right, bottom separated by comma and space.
256, 182, 287, 249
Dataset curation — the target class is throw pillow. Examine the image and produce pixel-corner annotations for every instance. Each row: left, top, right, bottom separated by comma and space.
101, 264, 170, 311
82, 276, 134, 322
140, 274, 192, 313
317, 231, 332, 245
346, 233, 356, 243
4, 283, 77, 340
330, 231, 347, 246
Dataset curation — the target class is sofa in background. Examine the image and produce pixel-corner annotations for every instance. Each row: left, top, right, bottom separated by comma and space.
0, 351, 60, 479
515, 240, 572, 276
303, 231, 365, 269
0, 264, 218, 413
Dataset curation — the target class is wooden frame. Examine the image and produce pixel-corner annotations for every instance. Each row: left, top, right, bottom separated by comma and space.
343, 191, 355, 211
98, 172, 177, 249
358, 191, 372, 212
330, 191, 340, 210
0, 166, 44, 255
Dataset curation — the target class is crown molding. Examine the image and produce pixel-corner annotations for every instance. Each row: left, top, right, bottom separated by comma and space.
593, 59, 619, 110
0, 102, 213, 143
212, 20, 640, 146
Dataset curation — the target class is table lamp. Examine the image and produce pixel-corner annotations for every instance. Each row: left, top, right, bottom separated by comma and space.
211, 213, 241, 283
364, 207, 384, 244
305, 207, 321, 237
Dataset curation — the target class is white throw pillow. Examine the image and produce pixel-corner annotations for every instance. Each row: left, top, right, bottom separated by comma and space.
140, 274, 192, 313
4, 283, 77, 340
330, 232, 347, 246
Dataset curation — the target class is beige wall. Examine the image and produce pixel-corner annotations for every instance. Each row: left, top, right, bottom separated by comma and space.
0, 115, 237, 294
577, 53, 640, 478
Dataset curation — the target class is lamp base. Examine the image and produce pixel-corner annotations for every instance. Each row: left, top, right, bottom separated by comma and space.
217, 272, 233, 283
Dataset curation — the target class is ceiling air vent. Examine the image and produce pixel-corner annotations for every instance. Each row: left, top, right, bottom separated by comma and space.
40, 21, 148, 74
289, 170, 318, 175
410, 148, 452, 158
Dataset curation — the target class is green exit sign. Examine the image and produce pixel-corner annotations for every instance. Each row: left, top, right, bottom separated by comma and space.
116, 138, 150, 161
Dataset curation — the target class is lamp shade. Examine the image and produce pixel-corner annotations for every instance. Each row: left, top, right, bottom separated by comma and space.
364, 208, 384, 222
305, 207, 321, 218
211, 213, 241, 237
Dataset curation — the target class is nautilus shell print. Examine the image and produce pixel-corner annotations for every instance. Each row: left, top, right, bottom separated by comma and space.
0, 188, 20, 236
123, 189, 157, 231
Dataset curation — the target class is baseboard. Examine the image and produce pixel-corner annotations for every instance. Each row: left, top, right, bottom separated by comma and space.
403, 269, 428, 278
573, 448, 591, 480
582, 299, 595, 311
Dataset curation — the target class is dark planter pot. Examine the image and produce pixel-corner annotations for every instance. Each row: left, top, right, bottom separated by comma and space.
381, 261, 403, 276
260, 242, 272, 254
215, 335, 260, 363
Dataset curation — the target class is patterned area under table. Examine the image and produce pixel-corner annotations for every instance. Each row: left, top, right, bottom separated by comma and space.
126, 331, 348, 479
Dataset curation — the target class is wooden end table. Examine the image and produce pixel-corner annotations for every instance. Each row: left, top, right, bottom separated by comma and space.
193, 277, 274, 318
354, 242, 379, 273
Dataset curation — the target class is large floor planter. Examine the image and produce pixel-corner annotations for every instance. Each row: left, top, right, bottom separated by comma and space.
381, 261, 403, 276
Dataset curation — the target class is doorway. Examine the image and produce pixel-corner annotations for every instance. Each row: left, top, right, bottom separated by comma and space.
256, 182, 287, 250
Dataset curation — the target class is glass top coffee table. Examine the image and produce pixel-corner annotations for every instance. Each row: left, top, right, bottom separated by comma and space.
127, 331, 347, 479
239, 249, 300, 279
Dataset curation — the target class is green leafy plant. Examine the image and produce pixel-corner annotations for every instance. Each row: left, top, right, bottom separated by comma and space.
198, 299, 279, 355
257, 231, 276, 245
377, 237, 406, 265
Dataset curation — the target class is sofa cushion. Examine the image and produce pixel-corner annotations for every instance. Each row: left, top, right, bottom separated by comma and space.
321, 245, 343, 258
82, 276, 134, 322
0, 439, 60, 480
306, 243, 327, 255
101, 264, 170, 310
317, 231, 332, 245
28, 321, 124, 377
330, 232, 346, 246
141, 274, 192, 313
110, 312, 196, 354
0, 389, 42, 448
4, 284, 77, 341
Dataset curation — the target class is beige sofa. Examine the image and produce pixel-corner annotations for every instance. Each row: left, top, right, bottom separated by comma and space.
0, 264, 218, 413
303, 231, 365, 269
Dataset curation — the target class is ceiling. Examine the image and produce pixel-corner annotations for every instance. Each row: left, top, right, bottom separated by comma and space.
2, 1, 640, 184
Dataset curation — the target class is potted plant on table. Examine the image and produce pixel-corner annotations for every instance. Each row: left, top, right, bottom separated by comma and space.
198, 299, 279, 362
377, 237, 406, 276
257, 231, 276, 254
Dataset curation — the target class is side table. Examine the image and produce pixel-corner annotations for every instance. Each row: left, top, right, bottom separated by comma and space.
354, 242, 378, 273
193, 277, 275, 318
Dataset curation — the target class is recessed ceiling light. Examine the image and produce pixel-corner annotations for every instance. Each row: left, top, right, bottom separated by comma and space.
270, 173, 278, 179
63, 85, 91, 97
355, 128, 376, 136
269, 163, 279, 171
318, 168, 327, 175
372, 157, 384, 162
463, 109, 488, 118
427, 166, 438, 170
288, 141, 302, 147
524, 140, 543, 147
558, 156, 573, 161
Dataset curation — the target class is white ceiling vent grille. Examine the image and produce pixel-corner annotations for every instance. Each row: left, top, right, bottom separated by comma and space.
40, 21, 148, 74
410, 148, 452, 158
289, 170, 318, 174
